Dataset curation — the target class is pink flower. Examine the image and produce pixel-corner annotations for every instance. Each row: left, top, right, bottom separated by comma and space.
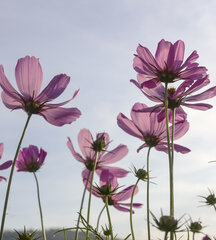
91, 170, 142, 213
0, 56, 81, 126
0, 143, 12, 181
131, 75, 216, 122
133, 39, 207, 88
202, 236, 212, 240
67, 128, 129, 181
117, 103, 190, 153
16, 145, 47, 172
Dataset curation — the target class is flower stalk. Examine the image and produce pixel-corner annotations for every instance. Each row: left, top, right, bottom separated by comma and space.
86, 152, 99, 237
33, 172, 46, 240
105, 196, 114, 240
129, 178, 140, 240
0, 114, 32, 240
146, 147, 151, 240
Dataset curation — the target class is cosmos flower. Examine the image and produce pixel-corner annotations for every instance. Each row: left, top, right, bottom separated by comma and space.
90, 169, 142, 213
0, 143, 12, 181
117, 102, 190, 153
67, 128, 129, 181
131, 75, 216, 122
133, 39, 207, 88
16, 145, 47, 172
0, 56, 81, 126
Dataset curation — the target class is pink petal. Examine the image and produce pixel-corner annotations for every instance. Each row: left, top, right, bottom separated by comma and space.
113, 203, 131, 212
67, 137, 85, 163
173, 120, 189, 140
184, 86, 216, 102
0, 160, 12, 170
178, 50, 199, 71
155, 39, 172, 69
173, 144, 190, 154
100, 144, 128, 164
181, 102, 213, 110
168, 40, 185, 69
117, 113, 143, 139
113, 185, 138, 202
36, 74, 70, 103
15, 56, 43, 98
1, 92, 23, 110
78, 129, 95, 159
0, 143, 3, 159
40, 107, 81, 126
0, 65, 20, 100
97, 166, 129, 178
0, 176, 7, 181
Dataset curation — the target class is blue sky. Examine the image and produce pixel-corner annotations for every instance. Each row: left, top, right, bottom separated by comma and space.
0, 0, 216, 239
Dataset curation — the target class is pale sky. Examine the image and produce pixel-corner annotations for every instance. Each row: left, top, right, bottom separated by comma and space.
0, 0, 216, 239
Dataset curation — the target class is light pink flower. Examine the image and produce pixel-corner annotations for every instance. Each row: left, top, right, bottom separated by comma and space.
67, 128, 129, 181
0, 143, 12, 181
16, 145, 47, 172
90, 170, 142, 213
131, 75, 216, 122
133, 39, 207, 88
0, 56, 81, 126
117, 103, 190, 153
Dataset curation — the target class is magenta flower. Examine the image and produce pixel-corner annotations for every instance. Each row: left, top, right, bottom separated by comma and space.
131, 75, 216, 122
117, 103, 190, 153
133, 39, 207, 88
202, 236, 212, 240
16, 145, 47, 172
67, 128, 129, 181
91, 170, 142, 213
0, 143, 12, 181
0, 56, 81, 126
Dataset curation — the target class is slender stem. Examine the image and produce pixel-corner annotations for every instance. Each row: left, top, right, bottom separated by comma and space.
146, 147, 151, 240
192, 232, 195, 240
105, 196, 114, 240
129, 179, 140, 240
96, 205, 106, 232
33, 172, 46, 240
75, 171, 91, 240
0, 114, 32, 240
86, 152, 99, 238
164, 232, 168, 240
164, 83, 174, 218
171, 109, 175, 166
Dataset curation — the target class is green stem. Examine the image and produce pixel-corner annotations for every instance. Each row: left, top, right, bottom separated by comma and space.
164, 232, 168, 240
96, 205, 105, 232
33, 172, 46, 240
105, 196, 114, 240
75, 171, 91, 240
193, 232, 195, 240
146, 147, 151, 240
164, 83, 174, 218
0, 114, 32, 240
171, 109, 175, 166
129, 179, 140, 240
86, 152, 99, 238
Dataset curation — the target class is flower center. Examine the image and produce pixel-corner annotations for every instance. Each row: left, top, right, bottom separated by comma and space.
25, 162, 40, 172
144, 134, 159, 147
167, 87, 181, 109
92, 136, 106, 152
24, 100, 42, 114
157, 68, 177, 83
85, 159, 96, 171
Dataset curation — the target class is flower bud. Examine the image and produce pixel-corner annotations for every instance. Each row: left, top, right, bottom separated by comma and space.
189, 221, 202, 233
92, 136, 106, 152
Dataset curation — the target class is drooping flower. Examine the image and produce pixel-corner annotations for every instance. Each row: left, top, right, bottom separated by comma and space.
67, 128, 129, 181
0, 143, 12, 181
91, 170, 142, 213
16, 145, 47, 172
0, 56, 81, 126
117, 102, 190, 153
131, 75, 216, 122
133, 39, 207, 88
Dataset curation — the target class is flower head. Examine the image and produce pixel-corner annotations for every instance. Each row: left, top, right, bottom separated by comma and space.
67, 128, 129, 181
0, 56, 81, 126
117, 102, 190, 153
151, 212, 182, 233
189, 220, 203, 233
0, 143, 12, 181
202, 236, 212, 240
131, 75, 216, 122
14, 227, 39, 240
16, 145, 47, 172
200, 189, 216, 209
89, 170, 142, 213
133, 39, 207, 88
